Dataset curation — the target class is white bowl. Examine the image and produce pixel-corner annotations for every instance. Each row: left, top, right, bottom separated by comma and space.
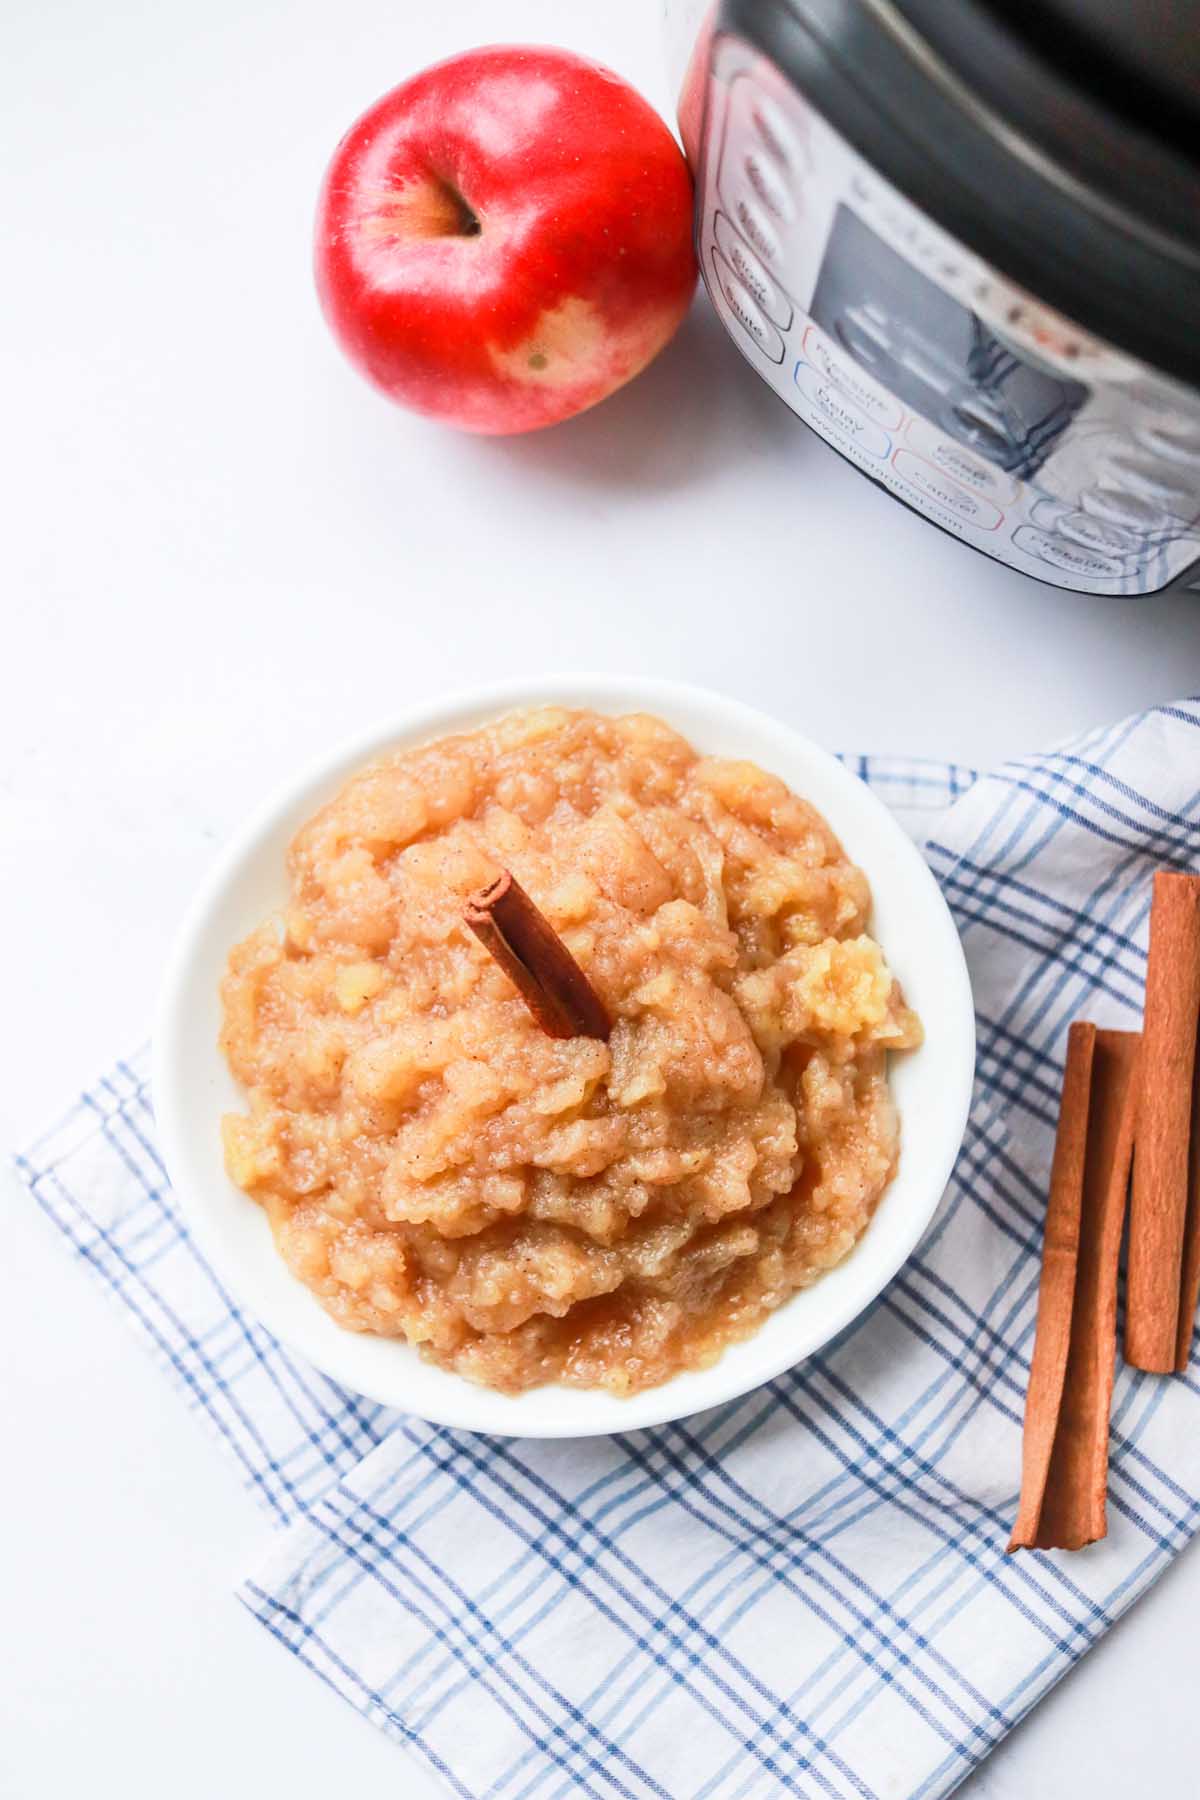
154, 677, 974, 1438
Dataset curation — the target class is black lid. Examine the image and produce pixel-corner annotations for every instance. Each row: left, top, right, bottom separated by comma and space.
1000, 0, 1200, 133
720, 0, 1200, 386
893, 0, 1200, 248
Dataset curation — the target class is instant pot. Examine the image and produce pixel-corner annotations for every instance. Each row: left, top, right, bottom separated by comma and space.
667, 0, 1200, 596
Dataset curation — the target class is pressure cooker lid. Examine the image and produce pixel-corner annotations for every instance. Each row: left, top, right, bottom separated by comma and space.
890, 0, 1200, 245
723, 0, 1200, 385
1033, 0, 1200, 122
977, 0, 1200, 141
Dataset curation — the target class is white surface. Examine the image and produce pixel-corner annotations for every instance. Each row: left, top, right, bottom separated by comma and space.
4, 0, 1200, 1795
154, 674, 974, 1435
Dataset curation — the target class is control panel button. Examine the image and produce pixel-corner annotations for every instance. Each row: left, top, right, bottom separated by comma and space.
801, 323, 901, 427
710, 249, 785, 364
794, 362, 890, 458
743, 149, 795, 223
731, 194, 783, 266
1055, 510, 1143, 559
904, 416, 1020, 504
892, 449, 1003, 529
1080, 486, 1175, 538
750, 95, 810, 174
714, 213, 792, 329
1101, 452, 1200, 522
1012, 524, 1127, 580
1031, 496, 1069, 532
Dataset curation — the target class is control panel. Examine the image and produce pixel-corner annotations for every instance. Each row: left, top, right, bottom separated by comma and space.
699, 40, 1200, 595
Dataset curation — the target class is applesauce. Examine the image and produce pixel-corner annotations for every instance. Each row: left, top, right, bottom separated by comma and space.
220, 708, 921, 1395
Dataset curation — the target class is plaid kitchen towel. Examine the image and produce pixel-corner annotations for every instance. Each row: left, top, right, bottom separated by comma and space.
14, 703, 1200, 1800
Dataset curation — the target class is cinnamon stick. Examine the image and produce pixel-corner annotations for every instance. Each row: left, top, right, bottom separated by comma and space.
1015, 1029, 1139, 1551
464, 870, 611, 1041
1126, 873, 1200, 1372
1009, 1022, 1096, 1551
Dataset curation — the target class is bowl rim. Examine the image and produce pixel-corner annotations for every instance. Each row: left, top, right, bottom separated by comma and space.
153, 674, 975, 1438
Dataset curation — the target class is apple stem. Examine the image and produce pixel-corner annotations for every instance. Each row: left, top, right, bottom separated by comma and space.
442, 179, 481, 238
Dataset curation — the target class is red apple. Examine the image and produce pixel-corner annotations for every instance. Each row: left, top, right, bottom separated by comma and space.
314, 45, 697, 434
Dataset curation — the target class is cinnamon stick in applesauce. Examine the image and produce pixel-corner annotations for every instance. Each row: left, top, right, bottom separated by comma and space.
464, 869, 611, 1042
1009, 1025, 1140, 1552
1126, 873, 1200, 1372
